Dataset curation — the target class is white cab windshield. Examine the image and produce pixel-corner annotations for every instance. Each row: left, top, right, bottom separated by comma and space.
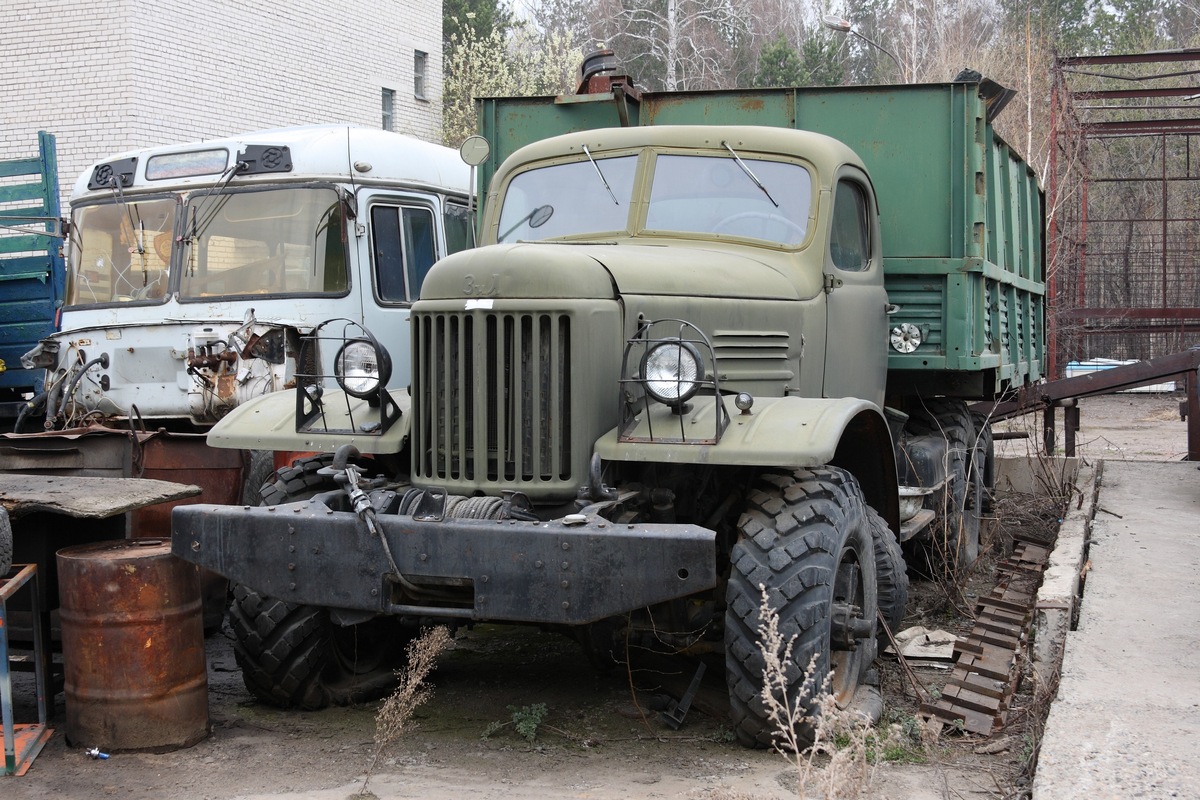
65, 186, 350, 306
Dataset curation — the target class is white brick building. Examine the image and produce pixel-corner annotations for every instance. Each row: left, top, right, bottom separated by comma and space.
0, 0, 444, 206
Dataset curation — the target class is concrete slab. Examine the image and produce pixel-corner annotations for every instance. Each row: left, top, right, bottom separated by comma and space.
0, 474, 200, 519
1033, 461, 1200, 799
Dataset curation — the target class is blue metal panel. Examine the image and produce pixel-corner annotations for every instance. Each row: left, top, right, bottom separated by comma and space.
0, 132, 64, 397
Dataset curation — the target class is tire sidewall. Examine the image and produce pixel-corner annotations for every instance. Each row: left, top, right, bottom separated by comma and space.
725, 467, 878, 749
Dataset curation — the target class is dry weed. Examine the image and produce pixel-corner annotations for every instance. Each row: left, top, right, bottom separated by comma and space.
359, 626, 454, 796
755, 588, 927, 799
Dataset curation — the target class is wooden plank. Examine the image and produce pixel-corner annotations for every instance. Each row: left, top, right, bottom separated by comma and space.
0, 158, 42, 179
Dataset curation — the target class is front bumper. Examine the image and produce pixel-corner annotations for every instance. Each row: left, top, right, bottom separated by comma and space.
171, 500, 716, 625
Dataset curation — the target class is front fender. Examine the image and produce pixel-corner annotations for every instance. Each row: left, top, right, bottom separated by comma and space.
206, 388, 410, 455
595, 394, 881, 467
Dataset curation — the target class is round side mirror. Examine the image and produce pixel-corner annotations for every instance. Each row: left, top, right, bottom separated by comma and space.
460, 135, 491, 167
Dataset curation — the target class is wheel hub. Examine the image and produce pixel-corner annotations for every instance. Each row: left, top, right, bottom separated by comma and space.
830, 602, 873, 651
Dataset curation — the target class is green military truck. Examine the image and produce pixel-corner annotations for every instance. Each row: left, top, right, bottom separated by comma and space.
172, 69, 1043, 748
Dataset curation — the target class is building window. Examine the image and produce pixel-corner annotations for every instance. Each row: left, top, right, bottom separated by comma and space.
382, 88, 395, 131
414, 51, 427, 101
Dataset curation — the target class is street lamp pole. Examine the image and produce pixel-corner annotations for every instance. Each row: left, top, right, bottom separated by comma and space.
822, 15, 904, 81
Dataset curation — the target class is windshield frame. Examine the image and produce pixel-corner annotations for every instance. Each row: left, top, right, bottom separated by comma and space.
175, 182, 353, 304
492, 149, 644, 243
640, 148, 817, 250
490, 146, 818, 251
65, 193, 181, 310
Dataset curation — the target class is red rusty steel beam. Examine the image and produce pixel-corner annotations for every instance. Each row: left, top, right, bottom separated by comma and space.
1058, 49, 1200, 66
1072, 86, 1200, 100
1059, 308, 1200, 320
1082, 118, 1200, 134
1070, 323, 1200, 336
1088, 179, 1200, 187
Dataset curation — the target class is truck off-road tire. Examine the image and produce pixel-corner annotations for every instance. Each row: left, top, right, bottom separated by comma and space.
870, 506, 908, 653
258, 456, 339, 507
240, 449, 276, 508
0, 507, 12, 577
229, 455, 408, 710
229, 584, 410, 710
909, 399, 982, 572
725, 467, 878, 749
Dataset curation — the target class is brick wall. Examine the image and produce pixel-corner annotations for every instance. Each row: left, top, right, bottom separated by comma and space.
1, 0, 443, 210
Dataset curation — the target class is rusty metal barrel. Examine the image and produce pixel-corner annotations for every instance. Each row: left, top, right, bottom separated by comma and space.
57, 538, 210, 751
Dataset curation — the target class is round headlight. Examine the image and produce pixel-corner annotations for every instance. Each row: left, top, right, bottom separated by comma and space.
890, 323, 922, 354
641, 340, 705, 405
335, 339, 392, 398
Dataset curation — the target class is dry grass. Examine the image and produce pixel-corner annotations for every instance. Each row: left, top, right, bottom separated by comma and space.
358, 626, 454, 797
755, 588, 927, 799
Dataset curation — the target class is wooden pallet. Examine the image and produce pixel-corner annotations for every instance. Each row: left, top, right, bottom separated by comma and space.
919, 540, 1050, 735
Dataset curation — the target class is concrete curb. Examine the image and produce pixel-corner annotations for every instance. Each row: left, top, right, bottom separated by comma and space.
1031, 460, 1099, 677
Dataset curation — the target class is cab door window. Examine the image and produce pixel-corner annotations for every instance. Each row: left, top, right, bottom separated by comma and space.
371, 204, 438, 302
830, 181, 871, 272
444, 201, 474, 255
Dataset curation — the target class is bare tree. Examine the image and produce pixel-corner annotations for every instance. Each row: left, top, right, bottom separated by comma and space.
594, 0, 751, 91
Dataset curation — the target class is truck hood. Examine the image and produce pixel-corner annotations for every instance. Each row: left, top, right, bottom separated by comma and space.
421, 242, 805, 301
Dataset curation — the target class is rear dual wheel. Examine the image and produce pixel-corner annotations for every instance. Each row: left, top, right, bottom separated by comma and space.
908, 399, 983, 571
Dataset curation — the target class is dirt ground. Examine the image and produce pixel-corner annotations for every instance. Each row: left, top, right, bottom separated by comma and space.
4, 392, 1188, 800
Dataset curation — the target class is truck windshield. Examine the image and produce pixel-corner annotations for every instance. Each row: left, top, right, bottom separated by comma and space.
179, 187, 348, 299
495, 152, 812, 246
67, 197, 178, 305
66, 187, 351, 305
646, 154, 812, 246
497, 155, 638, 242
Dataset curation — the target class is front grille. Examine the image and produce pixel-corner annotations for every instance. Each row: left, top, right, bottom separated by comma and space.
414, 311, 573, 485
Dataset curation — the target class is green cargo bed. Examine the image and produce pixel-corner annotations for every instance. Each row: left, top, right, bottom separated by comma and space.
477, 81, 1045, 398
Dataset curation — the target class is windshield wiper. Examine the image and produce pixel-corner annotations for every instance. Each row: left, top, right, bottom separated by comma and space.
108, 176, 146, 257
582, 145, 620, 206
184, 161, 246, 245
721, 141, 779, 208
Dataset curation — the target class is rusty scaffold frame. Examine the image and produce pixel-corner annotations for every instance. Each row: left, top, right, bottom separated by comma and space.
1050, 49, 1200, 375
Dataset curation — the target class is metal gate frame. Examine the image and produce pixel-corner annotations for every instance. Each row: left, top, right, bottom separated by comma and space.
1050, 49, 1200, 378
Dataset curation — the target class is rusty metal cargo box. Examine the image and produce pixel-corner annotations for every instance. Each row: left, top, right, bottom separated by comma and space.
477, 81, 1045, 398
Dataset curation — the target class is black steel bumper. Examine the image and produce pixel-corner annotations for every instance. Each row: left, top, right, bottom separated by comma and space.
171, 501, 717, 625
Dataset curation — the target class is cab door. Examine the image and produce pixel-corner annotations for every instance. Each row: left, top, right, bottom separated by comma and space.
358, 194, 473, 387
822, 169, 888, 408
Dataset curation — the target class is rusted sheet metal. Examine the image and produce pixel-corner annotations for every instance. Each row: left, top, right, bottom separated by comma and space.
0, 474, 200, 520
920, 539, 1050, 735
132, 436, 244, 538
57, 539, 209, 752
0, 422, 245, 535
